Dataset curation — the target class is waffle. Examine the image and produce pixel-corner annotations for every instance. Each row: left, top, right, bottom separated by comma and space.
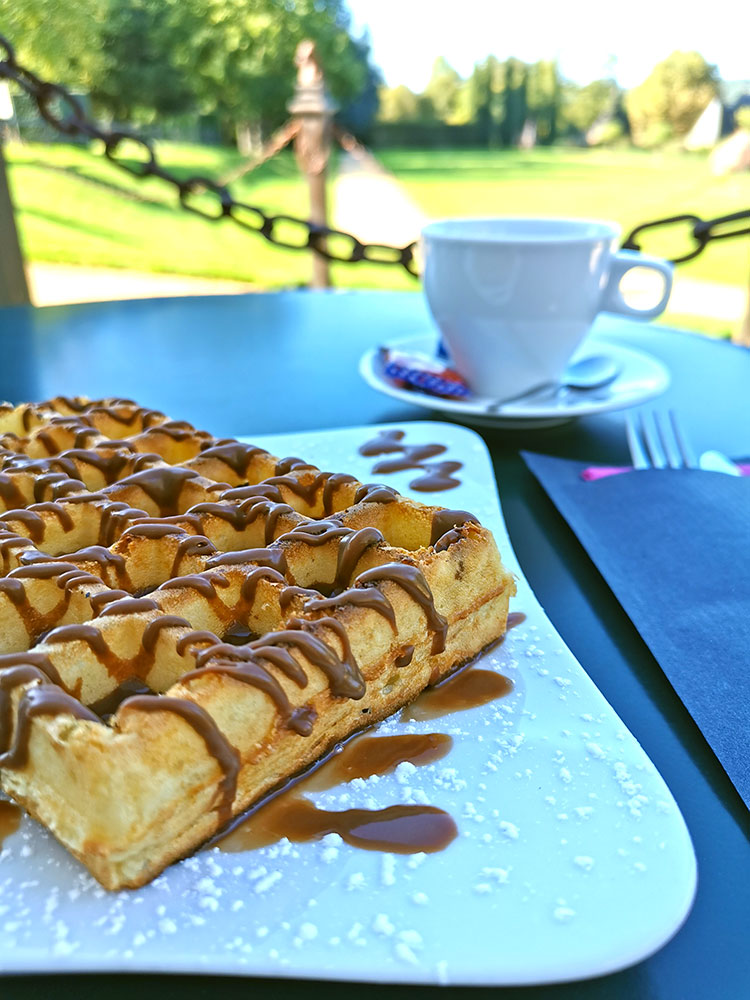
0, 397, 516, 890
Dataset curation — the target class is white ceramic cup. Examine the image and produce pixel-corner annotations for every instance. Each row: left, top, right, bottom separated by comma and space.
421, 217, 673, 400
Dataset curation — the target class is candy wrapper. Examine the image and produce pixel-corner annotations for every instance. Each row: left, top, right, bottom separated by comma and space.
379, 347, 472, 399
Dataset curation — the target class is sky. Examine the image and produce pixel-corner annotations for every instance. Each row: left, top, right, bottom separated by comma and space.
346, 0, 749, 91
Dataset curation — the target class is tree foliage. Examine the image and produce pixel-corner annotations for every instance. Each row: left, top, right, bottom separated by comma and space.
4, 0, 373, 139
626, 50, 719, 145
92, 0, 195, 120
423, 57, 463, 123
147, 0, 368, 134
377, 84, 421, 123
561, 79, 616, 134
0, 0, 105, 87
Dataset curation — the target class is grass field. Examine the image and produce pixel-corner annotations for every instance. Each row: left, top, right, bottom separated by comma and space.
7, 141, 750, 327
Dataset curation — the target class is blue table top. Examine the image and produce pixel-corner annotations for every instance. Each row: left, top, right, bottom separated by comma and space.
1, 291, 750, 1000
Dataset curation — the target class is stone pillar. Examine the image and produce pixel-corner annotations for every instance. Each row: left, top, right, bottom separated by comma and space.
288, 40, 338, 289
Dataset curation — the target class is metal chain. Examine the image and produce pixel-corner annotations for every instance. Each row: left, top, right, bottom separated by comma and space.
0, 35, 419, 276
622, 210, 750, 263
3, 35, 748, 271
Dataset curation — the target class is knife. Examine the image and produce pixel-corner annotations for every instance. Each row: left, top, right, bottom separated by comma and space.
698, 450, 742, 476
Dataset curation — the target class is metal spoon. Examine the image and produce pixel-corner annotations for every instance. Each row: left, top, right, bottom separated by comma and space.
486, 354, 621, 412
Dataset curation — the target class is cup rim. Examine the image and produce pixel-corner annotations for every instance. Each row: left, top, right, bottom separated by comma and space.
421, 216, 622, 244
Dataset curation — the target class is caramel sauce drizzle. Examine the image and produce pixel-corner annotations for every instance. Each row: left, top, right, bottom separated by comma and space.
333, 526, 383, 590
0, 677, 100, 769
359, 428, 464, 493
373, 443, 447, 471
0, 531, 33, 572
276, 520, 350, 545
239, 566, 288, 604
198, 442, 269, 478
206, 547, 288, 575
0, 509, 45, 542
159, 573, 230, 600
275, 456, 317, 476
303, 587, 397, 628
142, 615, 192, 652
189, 497, 295, 544
219, 483, 284, 504
357, 429, 405, 456
354, 562, 448, 654
98, 597, 160, 617
430, 509, 480, 548
353, 483, 399, 504
181, 659, 316, 736
0, 563, 103, 642
0, 474, 26, 511
409, 461, 463, 493
117, 467, 199, 515
118, 695, 239, 824
196, 618, 365, 700
0, 652, 65, 688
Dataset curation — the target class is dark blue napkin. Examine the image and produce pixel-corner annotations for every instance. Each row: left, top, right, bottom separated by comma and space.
523, 451, 750, 809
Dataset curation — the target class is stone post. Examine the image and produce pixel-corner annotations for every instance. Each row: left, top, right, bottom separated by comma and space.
288, 40, 338, 289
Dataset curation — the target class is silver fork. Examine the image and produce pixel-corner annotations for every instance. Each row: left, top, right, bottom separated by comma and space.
625, 410, 698, 470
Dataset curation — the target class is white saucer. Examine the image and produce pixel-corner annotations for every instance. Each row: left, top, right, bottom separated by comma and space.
359, 333, 670, 429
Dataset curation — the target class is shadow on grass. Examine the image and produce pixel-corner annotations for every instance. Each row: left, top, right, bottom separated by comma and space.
14, 157, 169, 206
13, 149, 302, 212
20, 203, 146, 244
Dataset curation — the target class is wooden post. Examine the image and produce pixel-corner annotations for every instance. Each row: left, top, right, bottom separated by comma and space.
0, 140, 30, 306
288, 41, 337, 289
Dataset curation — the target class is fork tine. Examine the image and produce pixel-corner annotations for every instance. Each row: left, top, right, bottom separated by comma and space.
625, 412, 650, 469
667, 410, 698, 469
639, 412, 668, 468
654, 411, 682, 469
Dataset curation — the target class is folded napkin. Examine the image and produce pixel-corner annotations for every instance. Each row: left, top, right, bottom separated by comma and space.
523, 451, 750, 810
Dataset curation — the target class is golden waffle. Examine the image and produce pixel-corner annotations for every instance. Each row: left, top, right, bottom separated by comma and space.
0, 397, 516, 890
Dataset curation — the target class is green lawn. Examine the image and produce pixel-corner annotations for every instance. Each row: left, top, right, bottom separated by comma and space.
7, 141, 750, 329
379, 146, 750, 287
7, 141, 320, 287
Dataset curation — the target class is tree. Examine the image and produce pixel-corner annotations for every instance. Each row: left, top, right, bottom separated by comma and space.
526, 60, 560, 144
423, 57, 462, 123
155, 0, 370, 149
0, 0, 105, 88
466, 56, 505, 146
501, 58, 527, 146
560, 79, 617, 135
377, 84, 420, 123
626, 50, 719, 146
337, 35, 382, 140
91, 0, 195, 122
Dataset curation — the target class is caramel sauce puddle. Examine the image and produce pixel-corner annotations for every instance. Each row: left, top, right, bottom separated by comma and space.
213, 613, 522, 857
0, 800, 21, 846
215, 732, 455, 855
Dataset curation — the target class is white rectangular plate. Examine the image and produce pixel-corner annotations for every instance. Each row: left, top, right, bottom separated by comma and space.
0, 421, 696, 984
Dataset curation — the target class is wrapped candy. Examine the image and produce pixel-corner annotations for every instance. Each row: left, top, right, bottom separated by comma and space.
379, 348, 472, 399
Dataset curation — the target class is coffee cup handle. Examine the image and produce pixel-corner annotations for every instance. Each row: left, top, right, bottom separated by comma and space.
600, 249, 674, 320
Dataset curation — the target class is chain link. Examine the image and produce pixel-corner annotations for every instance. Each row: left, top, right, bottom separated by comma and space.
4, 34, 748, 272
0, 35, 419, 276
622, 210, 750, 263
